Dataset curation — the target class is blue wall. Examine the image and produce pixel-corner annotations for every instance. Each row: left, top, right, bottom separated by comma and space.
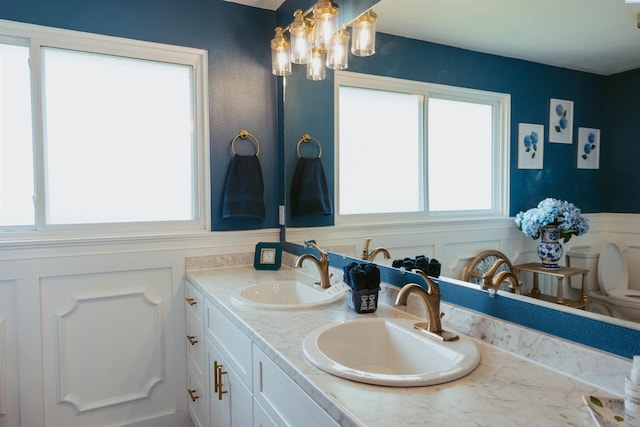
284, 31, 628, 225
1, 0, 280, 231
604, 68, 640, 213
3, 0, 638, 231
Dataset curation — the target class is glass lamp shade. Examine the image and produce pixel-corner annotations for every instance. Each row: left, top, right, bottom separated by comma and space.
270, 27, 291, 76
351, 9, 377, 56
313, 0, 339, 50
306, 47, 326, 81
290, 9, 312, 64
326, 29, 349, 70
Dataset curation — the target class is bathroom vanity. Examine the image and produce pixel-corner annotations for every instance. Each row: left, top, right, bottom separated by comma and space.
185, 257, 628, 426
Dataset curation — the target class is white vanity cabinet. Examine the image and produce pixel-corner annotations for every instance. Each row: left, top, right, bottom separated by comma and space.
185, 279, 341, 427
204, 298, 253, 427
186, 282, 209, 427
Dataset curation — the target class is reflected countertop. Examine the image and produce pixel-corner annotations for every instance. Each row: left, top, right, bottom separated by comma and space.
187, 264, 615, 427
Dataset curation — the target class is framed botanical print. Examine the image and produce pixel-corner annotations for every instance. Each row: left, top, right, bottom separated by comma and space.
549, 98, 574, 144
577, 127, 600, 169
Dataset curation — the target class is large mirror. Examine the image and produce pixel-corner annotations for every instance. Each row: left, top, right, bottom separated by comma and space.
279, 0, 640, 356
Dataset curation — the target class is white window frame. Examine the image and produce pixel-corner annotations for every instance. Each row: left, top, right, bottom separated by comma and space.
334, 70, 510, 227
0, 20, 210, 237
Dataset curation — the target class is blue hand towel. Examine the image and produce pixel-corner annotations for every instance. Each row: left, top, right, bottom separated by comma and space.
291, 157, 332, 217
222, 154, 265, 219
349, 266, 367, 291
343, 262, 359, 285
363, 263, 380, 290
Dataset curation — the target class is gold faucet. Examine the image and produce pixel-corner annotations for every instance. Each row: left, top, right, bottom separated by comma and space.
294, 240, 331, 289
395, 269, 459, 342
361, 238, 391, 261
482, 259, 520, 293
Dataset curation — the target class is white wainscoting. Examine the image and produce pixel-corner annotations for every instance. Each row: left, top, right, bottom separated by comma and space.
286, 213, 640, 298
0, 280, 17, 427
0, 229, 278, 427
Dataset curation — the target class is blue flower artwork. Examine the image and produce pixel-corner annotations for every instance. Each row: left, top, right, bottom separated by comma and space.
549, 98, 573, 144
518, 123, 544, 169
577, 127, 600, 169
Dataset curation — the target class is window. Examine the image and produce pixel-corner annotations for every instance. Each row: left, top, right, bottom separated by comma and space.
0, 22, 209, 234
335, 71, 509, 223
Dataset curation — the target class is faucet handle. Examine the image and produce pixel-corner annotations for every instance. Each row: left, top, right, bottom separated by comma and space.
411, 269, 440, 296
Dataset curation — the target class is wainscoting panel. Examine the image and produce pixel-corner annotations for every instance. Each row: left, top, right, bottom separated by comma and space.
40, 267, 174, 427
55, 287, 164, 413
0, 280, 18, 427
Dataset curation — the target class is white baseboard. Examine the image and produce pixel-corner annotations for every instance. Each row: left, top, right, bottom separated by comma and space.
124, 411, 193, 427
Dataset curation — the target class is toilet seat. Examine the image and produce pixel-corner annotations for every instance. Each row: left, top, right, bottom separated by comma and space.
597, 243, 629, 296
607, 287, 640, 302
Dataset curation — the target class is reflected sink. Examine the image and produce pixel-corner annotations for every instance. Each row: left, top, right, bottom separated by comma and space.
231, 280, 344, 310
302, 317, 480, 387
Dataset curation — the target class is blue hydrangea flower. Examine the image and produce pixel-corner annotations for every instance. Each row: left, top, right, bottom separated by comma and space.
515, 198, 590, 242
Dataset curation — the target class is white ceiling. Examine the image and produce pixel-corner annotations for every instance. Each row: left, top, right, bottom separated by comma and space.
374, 0, 640, 76
228, 0, 640, 75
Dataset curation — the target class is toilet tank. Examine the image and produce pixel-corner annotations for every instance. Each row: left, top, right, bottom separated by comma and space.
566, 246, 600, 292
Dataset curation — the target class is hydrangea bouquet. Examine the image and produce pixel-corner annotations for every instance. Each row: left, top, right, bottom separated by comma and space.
515, 198, 590, 243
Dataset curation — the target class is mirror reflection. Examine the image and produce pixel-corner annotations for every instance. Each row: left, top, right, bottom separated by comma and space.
281, 0, 640, 331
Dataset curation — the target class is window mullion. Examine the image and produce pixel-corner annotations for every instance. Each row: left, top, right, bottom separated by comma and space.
422, 91, 429, 214
29, 40, 47, 230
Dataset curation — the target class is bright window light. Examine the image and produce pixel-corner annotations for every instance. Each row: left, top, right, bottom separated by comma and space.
0, 43, 34, 227
338, 86, 423, 215
336, 71, 508, 221
428, 98, 493, 211
42, 47, 195, 225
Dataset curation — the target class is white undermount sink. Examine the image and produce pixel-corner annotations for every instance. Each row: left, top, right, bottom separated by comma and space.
230, 280, 344, 310
302, 317, 480, 387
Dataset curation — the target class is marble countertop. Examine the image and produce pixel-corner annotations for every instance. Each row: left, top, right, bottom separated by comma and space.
187, 264, 608, 427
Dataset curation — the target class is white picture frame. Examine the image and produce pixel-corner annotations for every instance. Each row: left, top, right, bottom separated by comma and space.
549, 98, 574, 144
577, 127, 600, 169
518, 123, 544, 169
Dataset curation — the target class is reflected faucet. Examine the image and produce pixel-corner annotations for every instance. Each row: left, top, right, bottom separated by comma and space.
482, 259, 520, 293
395, 269, 459, 342
294, 240, 331, 289
361, 238, 391, 262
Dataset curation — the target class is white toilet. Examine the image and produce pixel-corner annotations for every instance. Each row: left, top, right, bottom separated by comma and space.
588, 243, 640, 322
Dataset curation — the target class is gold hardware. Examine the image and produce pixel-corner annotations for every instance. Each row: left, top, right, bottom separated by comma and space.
185, 297, 197, 306
214, 360, 228, 401
187, 388, 199, 402
187, 335, 199, 345
294, 240, 331, 289
361, 237, 391, 261
231, 130, 260, 156
395, 271, 459, 342
296, 134, 323, 159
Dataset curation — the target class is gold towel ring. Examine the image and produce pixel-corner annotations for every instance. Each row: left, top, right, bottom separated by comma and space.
296, 134, 323, 159
231, 130, 260, 156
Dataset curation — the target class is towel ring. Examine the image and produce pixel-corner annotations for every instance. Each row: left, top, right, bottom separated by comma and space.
231, 130, 260, 156
296, 134, 323, 159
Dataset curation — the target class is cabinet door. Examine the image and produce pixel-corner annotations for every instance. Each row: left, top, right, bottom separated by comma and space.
187, 364, 209, 427
207, 337, 252, 427
253, 345, 339, 427
208, 339, 230, 427
253, 400, 278, 427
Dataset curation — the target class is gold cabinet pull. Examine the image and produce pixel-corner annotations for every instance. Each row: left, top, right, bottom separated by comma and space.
187, 335, 199, 345
214, 360, 228, 401
187, 388, 199, 402
185, 297, 197, 306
